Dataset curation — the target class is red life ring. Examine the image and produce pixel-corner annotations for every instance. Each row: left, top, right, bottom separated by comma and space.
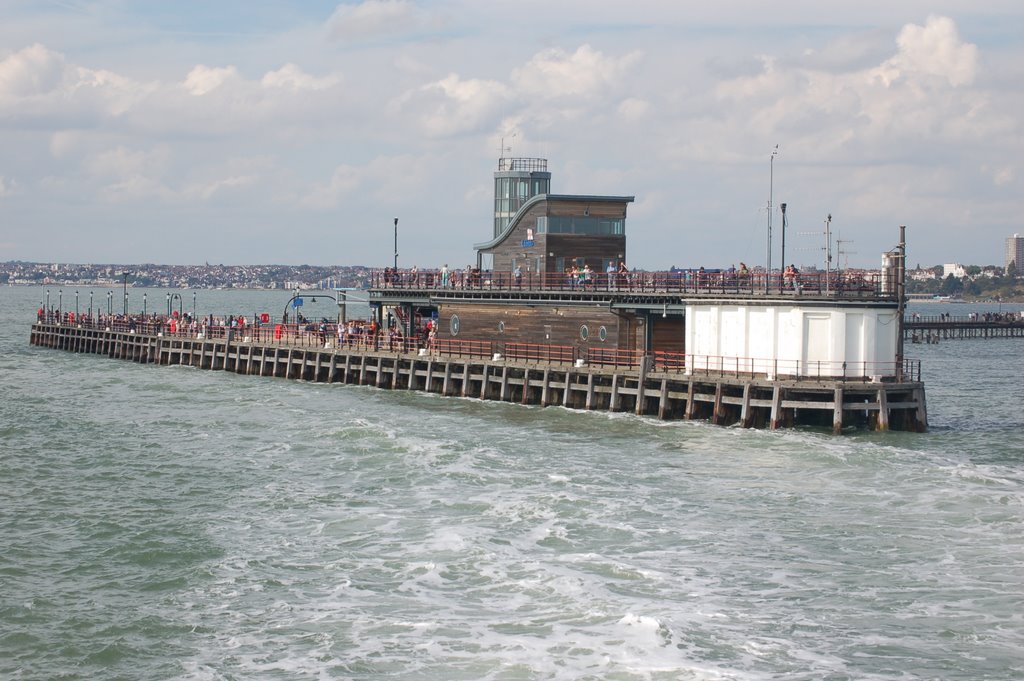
260, 313, 270, 324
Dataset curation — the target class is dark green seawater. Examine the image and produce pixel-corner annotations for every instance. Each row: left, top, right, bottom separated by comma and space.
2, 287, 1023, 680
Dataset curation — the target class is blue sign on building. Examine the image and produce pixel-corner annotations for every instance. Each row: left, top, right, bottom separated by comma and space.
521, 240, 535, 248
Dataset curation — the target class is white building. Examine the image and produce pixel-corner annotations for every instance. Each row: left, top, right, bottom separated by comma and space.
685, 300, 899, 380
942, 263, 967, 279
1006, 234, 1024, 275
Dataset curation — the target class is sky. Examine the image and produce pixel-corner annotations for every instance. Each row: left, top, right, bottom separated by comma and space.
1, 1, 1023, 270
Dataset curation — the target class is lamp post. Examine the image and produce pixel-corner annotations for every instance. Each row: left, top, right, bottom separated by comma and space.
89, 291, 94, 320
46, 289, 50, 313
75, 290, 79, 318
143, 292, 147, 316
780, 203, 787, 289
107, 291, 112, 316
766, 144, 778, 292
166, 292, 171, 316
193, 291, 196, 319
393, 217, 399, 271
58, 289, 63, 314
121, 272, 129, 315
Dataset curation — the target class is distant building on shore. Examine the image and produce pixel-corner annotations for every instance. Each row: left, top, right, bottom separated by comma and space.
1007, 234, 1024, 275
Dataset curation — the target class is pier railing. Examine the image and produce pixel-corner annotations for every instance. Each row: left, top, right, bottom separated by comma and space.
372, 267, 892, 299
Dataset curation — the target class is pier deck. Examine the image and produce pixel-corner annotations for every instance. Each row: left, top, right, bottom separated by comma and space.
30, 322, 927, 433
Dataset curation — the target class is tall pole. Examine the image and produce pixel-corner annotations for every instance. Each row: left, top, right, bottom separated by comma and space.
193, 291, 197, 318
824, 214, 832, 294
779, 203, 787, 286
143, 292, 147, 316
122, 272, 129, 315
89, 291, 93, 320
896, 225, 907, 382
75, 290, 79, 317
393, 217, 399, 271
766, 145, 778, 291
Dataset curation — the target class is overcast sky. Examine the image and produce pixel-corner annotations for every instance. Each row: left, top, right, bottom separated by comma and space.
1, 1, 1022, 270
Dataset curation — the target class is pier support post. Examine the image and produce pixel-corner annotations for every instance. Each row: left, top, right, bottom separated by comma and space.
541, 368, 551, 406
770, 385, 783, 430
876, 387, 889, 431
913, 386, 929, 432
711, 382, 723, 425
740, 383, 752, 427
479, 364, 489, 399
833, 387, 844, 435
635, 356, 650, 416
563, 370, 573, 408
684, 381, 696, 420
609, 373, 620, 411
657, 378, 669, 419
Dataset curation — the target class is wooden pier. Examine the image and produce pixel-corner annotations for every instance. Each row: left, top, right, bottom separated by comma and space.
904, 315, 1024, 341
30, 322, 928, 433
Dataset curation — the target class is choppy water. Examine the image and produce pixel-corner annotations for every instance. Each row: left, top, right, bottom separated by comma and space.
2, 287, 1023, 680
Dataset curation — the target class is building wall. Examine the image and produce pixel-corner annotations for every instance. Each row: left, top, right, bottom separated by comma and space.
436, 301, 633, 353
685, 303, 899, 378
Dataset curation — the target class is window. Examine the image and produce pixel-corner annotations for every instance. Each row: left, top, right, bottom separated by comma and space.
449, 314, 460, 336
599, 326, 608, 341
536, 216, 548, 234
579, 324, 589, 341
498, 321, 505, 334
545, 216, 625, 235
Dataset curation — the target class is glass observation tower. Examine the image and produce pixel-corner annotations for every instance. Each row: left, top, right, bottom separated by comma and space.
493, 157, 551, 238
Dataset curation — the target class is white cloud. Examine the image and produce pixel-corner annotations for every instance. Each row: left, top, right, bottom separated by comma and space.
261, 63, 339, 91
326, 0, 442, 42
888, 15, 979, 87
182, 65, 240, 96
0, 43, 146, 122
394, 73, 509, 138
511, 44, 642, 100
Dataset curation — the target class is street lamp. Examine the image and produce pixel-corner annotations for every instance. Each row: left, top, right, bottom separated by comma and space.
143, 292, 147, 316
107, 291, 112, 316
122, 271, 129, 315
89, 291, 94, 320
46, 289, 50, 312
393, 217, 399, 271
766, 144, 778, 292
58, 289, 63, 314
75, 290, 79, 318
166, 292, 171, 317
192, 291, 196, 318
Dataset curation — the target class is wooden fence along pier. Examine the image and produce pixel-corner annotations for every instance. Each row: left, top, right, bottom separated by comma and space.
30, 321, 927, 434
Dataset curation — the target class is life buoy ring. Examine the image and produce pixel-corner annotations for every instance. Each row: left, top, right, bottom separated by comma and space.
260, 313, 270, 324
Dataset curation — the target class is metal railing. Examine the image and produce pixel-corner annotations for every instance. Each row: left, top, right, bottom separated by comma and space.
371, 267, 893, 298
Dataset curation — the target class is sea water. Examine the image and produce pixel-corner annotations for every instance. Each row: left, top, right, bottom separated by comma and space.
2, 287, 1023, 680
